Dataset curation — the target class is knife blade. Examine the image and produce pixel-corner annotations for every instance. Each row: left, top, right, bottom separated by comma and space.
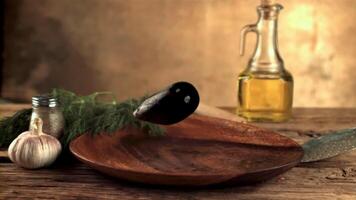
301, 128, 356, 163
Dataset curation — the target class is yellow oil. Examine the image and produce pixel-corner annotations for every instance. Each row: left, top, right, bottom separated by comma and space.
237, 73, 293, 122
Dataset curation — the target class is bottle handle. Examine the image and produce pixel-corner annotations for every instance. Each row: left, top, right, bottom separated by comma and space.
240, 24, 257, 56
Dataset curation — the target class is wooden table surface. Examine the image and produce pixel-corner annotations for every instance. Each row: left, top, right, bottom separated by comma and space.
1, 104, 356, 200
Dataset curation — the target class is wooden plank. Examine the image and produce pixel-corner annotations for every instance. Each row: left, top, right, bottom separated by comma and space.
0, 150, 6, 158
0, 159, 355, 200
1, 104, 356, 199
0, 103, 31, 117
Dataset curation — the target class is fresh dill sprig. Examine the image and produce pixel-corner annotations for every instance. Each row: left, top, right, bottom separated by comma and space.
0, 89, 164, 148
0, 108, 32, 148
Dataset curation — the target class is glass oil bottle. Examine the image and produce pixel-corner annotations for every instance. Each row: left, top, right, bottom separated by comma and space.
237, 2, 293, 122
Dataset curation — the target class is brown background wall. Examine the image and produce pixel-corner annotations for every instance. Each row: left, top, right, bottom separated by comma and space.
2, 0, 356, 107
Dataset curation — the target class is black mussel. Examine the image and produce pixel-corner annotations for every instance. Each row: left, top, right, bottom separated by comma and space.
133, 81, 200, 125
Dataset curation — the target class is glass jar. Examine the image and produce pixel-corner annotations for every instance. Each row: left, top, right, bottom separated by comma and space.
237, 3, 293, 122
29, 95, 64, 138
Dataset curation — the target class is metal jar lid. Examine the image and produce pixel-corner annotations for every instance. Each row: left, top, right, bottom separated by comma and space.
32, 94, 58, 108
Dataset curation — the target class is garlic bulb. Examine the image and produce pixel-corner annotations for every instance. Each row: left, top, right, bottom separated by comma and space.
8, 118, 62, 169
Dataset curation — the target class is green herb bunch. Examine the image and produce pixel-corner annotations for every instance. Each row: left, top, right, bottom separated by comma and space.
0, 89, 164, 148
0, 109, 32, 148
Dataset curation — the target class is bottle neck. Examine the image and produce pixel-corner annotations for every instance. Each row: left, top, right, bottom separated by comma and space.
250, 5, 283, 71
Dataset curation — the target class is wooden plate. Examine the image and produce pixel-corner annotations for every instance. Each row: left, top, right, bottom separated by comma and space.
70, 115, 303, 186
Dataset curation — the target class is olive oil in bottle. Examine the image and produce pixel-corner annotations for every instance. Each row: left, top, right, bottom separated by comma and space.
237, 1, 293, 122
238, 73, 293, 122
